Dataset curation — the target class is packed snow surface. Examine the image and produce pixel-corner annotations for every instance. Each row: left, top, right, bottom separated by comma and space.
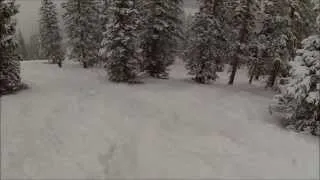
1, 60, 319, 179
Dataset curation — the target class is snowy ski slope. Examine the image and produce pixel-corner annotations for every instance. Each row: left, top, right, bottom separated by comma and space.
1, 60, 319, 179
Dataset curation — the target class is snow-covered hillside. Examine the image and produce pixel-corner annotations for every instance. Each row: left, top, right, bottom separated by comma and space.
1, 61, 319, 179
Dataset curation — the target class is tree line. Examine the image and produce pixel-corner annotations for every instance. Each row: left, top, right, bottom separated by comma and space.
33, 0, 318, 86
17, 29, 48, 61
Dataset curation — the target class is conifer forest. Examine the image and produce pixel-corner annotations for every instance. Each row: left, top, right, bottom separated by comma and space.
1, 0, 319, 179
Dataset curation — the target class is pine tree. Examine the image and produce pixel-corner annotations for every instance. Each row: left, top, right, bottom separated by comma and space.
0, 0, 23, 95
100, 0, 141, 83
184, 0, 226, 84
259, 0, 295, 88
62, 0, 100, 68
39, 0, 64, 65
289, 0, 317, 49
99, 0, 109, 35
228, 0, 260, 85
248, 0, 316, 87
139, 0, 183, 79
96, 0, 110, 66
246, 44, 267, 84
180, 12, 193, 53
269, 0, 320, 136
245, 1, 265, 84
16, 29, 28, 60
270, 35, 320, 136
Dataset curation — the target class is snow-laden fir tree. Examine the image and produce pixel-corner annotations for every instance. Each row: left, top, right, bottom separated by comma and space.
179, 12, 193, 54
40, 0, 64, 66
0, 0, 23, 95
99, 0, 109, 37
228, 0, 260, 85
62, 0, 100, 68
100, 0, 141, 83
269, 1, 320, 136
289, 0, 317, 49
259, 0, 296, 88
139, 0, 183, 79
246, 43, 267, 84
96, 0, 109, 66
184, 0, 226, 84
261, 0, 317, 88
271, 0, 316, 61
244, 1, 265, 84
270, 36, 320, 136
210, 0, 238, 72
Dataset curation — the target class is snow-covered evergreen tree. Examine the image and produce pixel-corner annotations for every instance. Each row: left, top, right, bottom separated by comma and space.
99, 0, 109, 35
260, 0, 317, 87
96, 0, 110, 66
228, 0, 260, 85
180, 12, 193, 53
246, 43, 267, 84
259, 0, 296, 88
100, 0, 141, 83
62, 0, 100, 68
40, 0, 64, 65
0, 0, 23, 95
184, 0, 226, 84
270, 35, 320, 136
139, 0, 183, 78
289, 0, 317, 48
269, 2, 320, 136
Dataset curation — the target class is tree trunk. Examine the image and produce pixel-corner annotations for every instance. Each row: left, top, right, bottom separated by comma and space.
228, 1, 249, 85
266, 60, 281, 88
58, 60, 62, 68
255, 74, 259, 80
83, 61, 88, 69
77, 0, 86, 69
267, 72, 277, 87
249, 74, 254, 84
228, 59, 238, 85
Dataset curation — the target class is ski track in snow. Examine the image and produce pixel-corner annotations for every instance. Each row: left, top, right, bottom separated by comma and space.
1, 60, 319, 179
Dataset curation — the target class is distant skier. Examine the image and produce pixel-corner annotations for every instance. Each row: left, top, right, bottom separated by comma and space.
53, 55, 63, 68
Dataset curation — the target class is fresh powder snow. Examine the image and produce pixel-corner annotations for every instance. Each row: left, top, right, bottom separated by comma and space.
1, 60, 319, 179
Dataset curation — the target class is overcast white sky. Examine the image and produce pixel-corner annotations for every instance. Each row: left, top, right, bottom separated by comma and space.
16, 0, 197, 41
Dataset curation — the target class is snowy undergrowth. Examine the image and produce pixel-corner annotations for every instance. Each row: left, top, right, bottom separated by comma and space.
1, 61, 319, 179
